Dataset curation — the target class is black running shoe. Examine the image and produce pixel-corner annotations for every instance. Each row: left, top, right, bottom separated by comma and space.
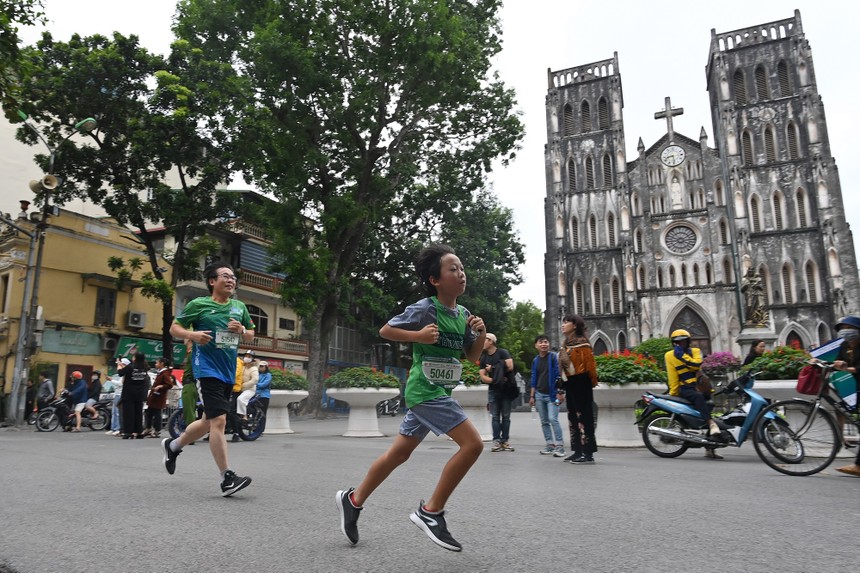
220, 470, 252, 497
161, 438, 180, 475
336, 488, 362, 545
409, 501, 462, 552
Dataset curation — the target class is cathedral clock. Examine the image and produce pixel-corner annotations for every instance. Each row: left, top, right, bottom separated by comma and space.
665, 224, 697, 254
660, 145, 686, 166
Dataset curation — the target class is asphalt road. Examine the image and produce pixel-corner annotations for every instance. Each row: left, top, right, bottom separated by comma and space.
1, 412, 857, 573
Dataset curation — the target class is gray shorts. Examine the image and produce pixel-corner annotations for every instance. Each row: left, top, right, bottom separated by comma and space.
399, 396, 468, 441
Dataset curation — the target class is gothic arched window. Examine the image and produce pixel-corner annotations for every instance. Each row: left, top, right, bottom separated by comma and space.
796, 188, 808, 227
805, 261, 818, 303
755, 65, 770, 100
782, 264, 795, 305
585, 157, 595, 188
764, 126, 776, 162
611, 278, 621, 314
777, 60, 791, 96
607, 213, 616, 247
734, 69, 747, 105
602, 154, 612, 187
563, 104, 575, 136
574, 281, 584, 315
787, 121, 799, 159
750, 195, 762, 233
773, 192, 784, 230
580, 100, 592, 132
592, 280, 602, 315
589, 215, 597, 248
567, 159, 577, 191
571, 217, 580, 250
598, 97, 609, 129
742, 131, 754, 166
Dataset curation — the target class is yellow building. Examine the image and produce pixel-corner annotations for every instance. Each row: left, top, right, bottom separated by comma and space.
0, 207, 170, 394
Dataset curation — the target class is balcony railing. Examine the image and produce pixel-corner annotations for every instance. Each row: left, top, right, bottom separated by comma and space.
247, 335, 308, 357
227, 220, 269, 241
238, 268, 282, 293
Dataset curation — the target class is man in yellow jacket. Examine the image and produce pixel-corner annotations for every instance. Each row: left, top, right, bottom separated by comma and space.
664, 329, 721, 442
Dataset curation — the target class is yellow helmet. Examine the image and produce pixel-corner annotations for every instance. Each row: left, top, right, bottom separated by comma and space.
670, 329, 691, 341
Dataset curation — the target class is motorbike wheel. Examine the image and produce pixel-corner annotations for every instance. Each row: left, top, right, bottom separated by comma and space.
752, 399, 839, 476
35, 409, 60, 432
642, 412, 690, 458
237, 402, 265, 441
89, 408, 110, 431
167, 410, 187, 439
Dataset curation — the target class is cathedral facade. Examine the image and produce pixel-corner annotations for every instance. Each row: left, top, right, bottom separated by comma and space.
543, 10, 860, 355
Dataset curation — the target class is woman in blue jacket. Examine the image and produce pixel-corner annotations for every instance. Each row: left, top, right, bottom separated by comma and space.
255, 361, 272, 433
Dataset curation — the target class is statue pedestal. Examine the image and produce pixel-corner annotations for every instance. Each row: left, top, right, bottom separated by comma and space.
736, 328, 778, 354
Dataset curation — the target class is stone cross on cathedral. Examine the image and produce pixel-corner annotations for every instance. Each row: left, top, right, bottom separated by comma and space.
654, 96, 684, 143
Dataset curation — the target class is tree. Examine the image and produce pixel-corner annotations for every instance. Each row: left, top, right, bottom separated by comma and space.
497, 301, 544, 377
0, 0, 44, 115
175, 0, 524, 415
12, 32, 244, 357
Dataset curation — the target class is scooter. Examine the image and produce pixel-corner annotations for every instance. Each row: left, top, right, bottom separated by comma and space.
636, 372, 783, 458
35, 391, 111, 432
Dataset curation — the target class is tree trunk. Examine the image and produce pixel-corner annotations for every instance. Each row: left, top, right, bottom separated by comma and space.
304, 298, 339, 418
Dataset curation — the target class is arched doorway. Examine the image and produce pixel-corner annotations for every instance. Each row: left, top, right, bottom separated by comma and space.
669, 307, 711, 356
785, 330, 803, 350
592, 338, 608, 356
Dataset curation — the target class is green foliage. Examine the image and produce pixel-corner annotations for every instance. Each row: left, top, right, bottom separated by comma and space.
0, 0, 45, 115
459, 359, 483, 386
497, 301, 544, 377
173, 0, 523, 414
595, 350, 667, 386
633, 337, 673, 372
270, 368, 308, 391
740, 345, 810, 380
108, 256, 174, 304
324, 367, 401, 389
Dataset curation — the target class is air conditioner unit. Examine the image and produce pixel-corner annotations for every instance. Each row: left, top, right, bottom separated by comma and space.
102, 337, 118, 352
127, 311, 147, 329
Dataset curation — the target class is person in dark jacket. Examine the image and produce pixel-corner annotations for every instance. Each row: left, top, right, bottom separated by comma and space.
142, 358, 175, 438
742, 340, 766, 367
66, 371, 88, 432
118, 352, 150, 439
84, 371, 103, 421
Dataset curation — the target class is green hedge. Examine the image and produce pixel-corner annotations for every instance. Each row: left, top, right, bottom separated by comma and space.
324, 367, 401, 389
270, 368, 309, 391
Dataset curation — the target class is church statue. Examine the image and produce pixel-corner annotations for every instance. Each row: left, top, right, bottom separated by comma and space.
741, 268, 768, 327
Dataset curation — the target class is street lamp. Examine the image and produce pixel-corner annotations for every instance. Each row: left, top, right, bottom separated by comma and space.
4, 113, 97, 426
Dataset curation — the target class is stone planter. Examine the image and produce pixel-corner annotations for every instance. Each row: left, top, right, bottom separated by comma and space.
326, 387, 400, 437
452, 385, 492, 442
593, 383, 667, 447
265, 389, 309, 434
593, 379, 801, 447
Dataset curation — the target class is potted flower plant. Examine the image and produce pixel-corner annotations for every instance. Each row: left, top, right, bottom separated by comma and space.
451, 359, 492, 441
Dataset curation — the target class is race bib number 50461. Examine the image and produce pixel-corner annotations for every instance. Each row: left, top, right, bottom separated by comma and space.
421, 356, 463, 389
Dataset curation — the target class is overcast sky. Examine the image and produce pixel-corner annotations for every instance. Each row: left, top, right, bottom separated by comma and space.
5, 0, 858, 313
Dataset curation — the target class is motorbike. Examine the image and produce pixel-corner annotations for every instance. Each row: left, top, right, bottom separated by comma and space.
376, 396, 401, 417
35, 391, 111, 432
636, 372, 785, 458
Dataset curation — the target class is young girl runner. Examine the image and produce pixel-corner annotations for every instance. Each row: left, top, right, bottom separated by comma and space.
337, 244, 486, 552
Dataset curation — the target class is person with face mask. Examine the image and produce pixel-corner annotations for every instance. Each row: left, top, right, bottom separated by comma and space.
236, 351, 259, 424
84, 371, 103, 421
832, 316, 860, 477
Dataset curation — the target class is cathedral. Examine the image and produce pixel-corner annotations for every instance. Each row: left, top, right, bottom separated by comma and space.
542, 10, 860, 355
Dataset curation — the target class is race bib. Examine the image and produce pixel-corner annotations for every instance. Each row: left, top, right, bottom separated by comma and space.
215, 329, 240, 350
421, 356, 463, 389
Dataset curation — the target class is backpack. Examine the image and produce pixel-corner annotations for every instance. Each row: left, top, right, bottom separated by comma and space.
796, 364, 823, 395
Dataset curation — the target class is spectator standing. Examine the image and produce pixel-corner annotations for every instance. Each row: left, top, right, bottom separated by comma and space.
107, 359, 128, 436
119, 352, 150, 439
229, 355, 245, 442
255, 362, 272, 434
142, 358, 175, 438
529, 335, 565, 457
163, 263, 256, 497
831, 316, 860, 478
558, 315, 599, 464
479, 333, 516, 452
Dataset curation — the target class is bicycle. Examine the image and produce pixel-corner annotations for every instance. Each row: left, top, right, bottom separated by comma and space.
167, 395, 265, 441
752, 362, 860, 476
